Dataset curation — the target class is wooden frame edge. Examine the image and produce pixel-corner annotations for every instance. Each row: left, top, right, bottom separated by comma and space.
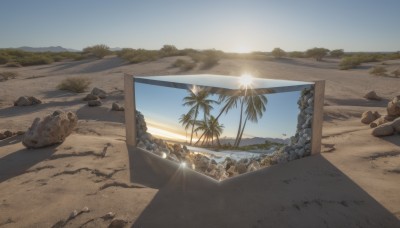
311, 80, 325, 155
124, 73, 136, 146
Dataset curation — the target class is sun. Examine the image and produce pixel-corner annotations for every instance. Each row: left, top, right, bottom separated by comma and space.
239, 74, 253, 87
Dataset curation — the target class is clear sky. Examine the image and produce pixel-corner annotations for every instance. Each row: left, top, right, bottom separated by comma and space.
0, 0, 399, 52
135, 82, 300, 141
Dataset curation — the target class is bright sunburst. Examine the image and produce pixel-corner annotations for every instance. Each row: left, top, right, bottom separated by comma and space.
239, 74, 253, 87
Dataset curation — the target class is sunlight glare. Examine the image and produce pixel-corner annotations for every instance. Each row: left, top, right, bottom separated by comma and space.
239, 74, 253, 87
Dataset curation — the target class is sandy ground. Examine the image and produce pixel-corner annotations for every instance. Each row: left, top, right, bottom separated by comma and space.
0, 56, 399, 227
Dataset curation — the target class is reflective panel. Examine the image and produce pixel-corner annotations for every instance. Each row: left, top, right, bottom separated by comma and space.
133, 74, 315, 181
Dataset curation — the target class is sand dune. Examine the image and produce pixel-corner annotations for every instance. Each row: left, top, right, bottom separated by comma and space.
0, 56, 399, 227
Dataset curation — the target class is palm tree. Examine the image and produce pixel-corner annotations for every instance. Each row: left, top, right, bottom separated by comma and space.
183, 88, 216, 145
194, 92, 240, 146
179, 111, 193, 143
234, 90, 268, 147
194, 115, 224, 146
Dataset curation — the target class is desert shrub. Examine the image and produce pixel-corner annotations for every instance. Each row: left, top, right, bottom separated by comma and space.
305, 47, 330, 61
271, 48, 286, 58
339, 56, 361, 70
391, 69, 400, 78
0, 54, 10, 64
5, 62, 22, 67
369, 66, 387, 76
83, 44, 111, 59
0, 71, 18, 81
288, 51, 305, 58
330, 49, 344, 58
160, 45, 179, 57
188, 52, 203, 63
57, 77, 91, 93
18, 55, 54, 66
117, 48, 160, 63
171, 59, 196, 71
201, 49, 221, 69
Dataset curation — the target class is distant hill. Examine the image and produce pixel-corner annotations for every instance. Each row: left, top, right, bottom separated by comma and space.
15, 46, 79, 52
219, 137, 290, 146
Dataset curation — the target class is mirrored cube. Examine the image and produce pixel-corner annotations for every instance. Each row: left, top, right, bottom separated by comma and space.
124, 74, 324, 182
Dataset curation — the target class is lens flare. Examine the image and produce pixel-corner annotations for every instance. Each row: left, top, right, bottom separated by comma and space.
239, 74, 253, 87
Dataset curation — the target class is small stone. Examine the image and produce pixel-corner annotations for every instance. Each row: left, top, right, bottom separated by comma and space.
91, 87, 107, 99
247, 161, 261, 172
111, 102, 124, 111
69, 210, 78, 219
14, 96, 42, 106
361, 111, 379, 124
372, 124, 395, 137
0, 133, 6, 140
102, 212, 115, 220
108, 219, 127, 228
364, 91, 382, 101
4, 130, 13, 137
387, 95, 400, 116
82, 206, 90, 212
83, 94, 99, 101
88, 100, 102, 106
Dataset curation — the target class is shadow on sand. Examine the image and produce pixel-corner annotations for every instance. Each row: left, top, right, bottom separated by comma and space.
127, 146, 400, 228
0, 138, 58, 183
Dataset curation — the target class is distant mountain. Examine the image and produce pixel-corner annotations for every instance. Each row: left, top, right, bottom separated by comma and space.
219, 137, 290, 146
15, 46, 80, 52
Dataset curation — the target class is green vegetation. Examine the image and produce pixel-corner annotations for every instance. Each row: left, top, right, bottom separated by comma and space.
117, 48, 160, 63
82, 44, 111, 59
217, 141, 284, 152
339, 52, 400, 70
369, 66, 387, 76
201, 49, 222, 69
171, 59, 196, 71
288, 51, 305, 58
160, 45, 179, 57
305, 47, 330, 61
57, 77, 91, 93
330, 49, 344, 58
0, 71, 18, 82
271, 48, 286, 58
0, 49, 85, 66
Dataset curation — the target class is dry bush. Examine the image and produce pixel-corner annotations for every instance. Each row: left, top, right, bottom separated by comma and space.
369, 66, 387, 76
171, 59, 196, 71
57, 77, 91, 93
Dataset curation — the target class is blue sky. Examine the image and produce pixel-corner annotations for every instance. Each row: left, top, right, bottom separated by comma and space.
135, 82, 300, 140
0, 0, 399, 52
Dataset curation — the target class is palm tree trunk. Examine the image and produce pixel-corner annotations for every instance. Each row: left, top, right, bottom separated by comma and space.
236, 116, 248, 147
189, 106, 199, 145
194, 131, 206, 145
216, 135, 221, 147
234, 97, 245, 147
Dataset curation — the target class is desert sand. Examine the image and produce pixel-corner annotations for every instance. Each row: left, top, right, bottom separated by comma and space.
0, 56, 399, 227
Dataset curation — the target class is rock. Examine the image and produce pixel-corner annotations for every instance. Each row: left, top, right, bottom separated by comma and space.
22, 111, 77, 148
111, 102, 124, 111
16, 130, 25, 135
69, 210, 78, 219
372, 124, 395, 137
102, 212, 115, 220
0, 133, 6, 140
387, 96, 400, 116
108, 219, 127, 228
4, 130, 13, 137
82, 206, 90, 212
392, 117, 400, 132
83, 94, 99, 101
91, 87, 107, 99
88, 100, 102, 107
236, 162, 247, 174
247, 161, 261, 172
370, 115, 396, 128
14, 96, 42, 106
361, 111, 379, 124
193, 154, 210, 172
364, 91, 382, 101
